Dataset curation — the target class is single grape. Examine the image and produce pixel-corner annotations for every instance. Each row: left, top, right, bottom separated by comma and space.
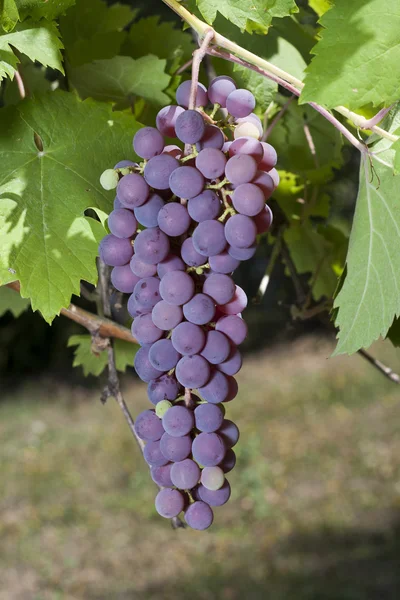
149, 339, 180, 371
218, 419, 240, 448
222, 141, 232, 153
252, 170, 274, 198
134, 345, 165, 382
201, 466, 225, 490
144, 154, 179, 190
194, 402, 224, 433
208, 76, 236, 107
224, 214, 257, 248
219, 285, 248, 315
130, 255, 157, 278
127, 294, 151, 318
111, 265, 140, 293
175, 355, 211, 388
147, 374, 181, 405
187, 190, 221, 222
100, 168, 119, 190
192, 220, 226, 257
195, 148, 227, 180
99, 234, 133, 266
176, 80, 208, 108
117, 173, 149, 208
162, 405, 194, 437
134, 193, 165, 228
196, 124, 225, 150
192, 432, 225, 466
254, 205, 273, 234
202, 273, 236, 305
144, 440, 169, 467
181, 237, 205, 268
114, 160, 137, 169
215, 315, 248, 345
197, 480, 231, 506
169, 166, 205, 199
156, 105, 185, 137
228, 243, 257, 261
152, 300, 183, 331
232, 183, 264, 217
183, 293, 216, 325
157, 202, 191, 236
171, 459, 201, 490
200, 330, 231, 365
259, 141, 277, 171
134, 409, 164, 441
131, 313, 163, 345
236, 113, 263, 138
151, 463, 173, 488
133, 127, 164, 159
198, 369, 230, 403
160, 432, 192, 462
108, 208, 137, 238
155, 488, 185, 518
217, 347, 242, 376
162, 144, 183, 159
268, 167, 280, 189
134, 227, 170, 265
157, 254, 186, 278
234, 121, 260, 140
209, 251, 240, 274
219, 448, 236, 473
229, 137, 263, 163
155, 400, 172, 418
225, 376, 238, 402
171, 321, 206, 355
225, 154, 257, 185
159, 270, 195, 305
175, 109, 205, 144
226, 89, 255, 118
185, 501, 213, 530
133, 277, 161, 310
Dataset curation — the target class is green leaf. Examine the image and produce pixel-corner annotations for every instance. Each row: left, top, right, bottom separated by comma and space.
0, 285, 30, 317
4, 60, 51, 104
196, 0, 298, 30
0, 19, 64, 81
16, 0, 76, 21
308, 0, 332, 17
391, 130, 400, 175
1, 0, 19, 33
60, 0, 134, 67
300, 0, 400, 109
70, 55, 171, 108
0, 92, 141, 322
68, 335, 138, 376
387, 317, 400, 347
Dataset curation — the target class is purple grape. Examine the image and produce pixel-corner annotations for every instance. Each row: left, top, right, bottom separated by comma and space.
229, 137, 263, 163
134, 193, 165, 228
215, 315, 248, 345
194, 403, 224, 433
155, 488, 185, 518
131, 313, 163, 345
225, 154, 257, 185
111, 265, 140, 293
162, 144, 183, 159
157, 254, 185, 278
254, 205, 273, 234
202, 273, 235, 304
198, 369, 230, 403
225, 376, 238, 402
175, 110, 205, 144
134, 345, 164, 382
130, 255, 158, 278
133, 277, 160, 310
133, 127, 164, 159
169, 166, 205, 199
218, 419, 240, 447
127, 293, 151, 318
134, 409, 164, 441
259, 141, 277, 171
192, 432, 225, 466
209, 251, 240, 274
134, 227, 170, 264
159, 270, 195, 305
176, 80, 208, 108
152, 300, 183, 331
185, 501, 213, 530
195, 148, 227, 180
99, 234, 133, 266
160, 433, 192, 462
117, 173, 149, 208
114, 195, 123, 209
197, 480, 231, 506
224, 214, 257, 248
252, 170, 274, 198
217, 347, 242, 376
183, 293, 216, 325
144, 154, 179, 190
232, 183, 265, 216
147, 374, 181, 405
175, 355, 210, 388
114, 160, 137, 169
162, 405, 194, 437
156, 105, 185, 137
208, 76, 236, 107
196, 124, 224, 150
192, 220, 226, 257
200, 330, 231, 365
226, 89, 255, 118
144, 440, 169, 467
219, 448, 236, 473
269, 167, 280, 188
171, 322, 206, 355
157, 202, 191, 236
151, 463, 173, 487
181, 238, 205, 267
149, 339, 180, 371
222, 141, 232, 153
187, 190, 221, 223
171, 459, 200, 490
108, 208, 137, 238
228, 243, 256, 261
219, 285, 247, 315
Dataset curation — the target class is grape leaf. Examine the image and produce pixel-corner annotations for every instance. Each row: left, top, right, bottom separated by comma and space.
0, 285, 30, 317
68, 335, 138, 376
16, 0, 76, 21
1, 0, 19, 33
0, 92, 141, 322
300, 0, 400, 109
196, 0, 298, 30
333, 139, 400, 354
308, 0, 332, 17
0, 19, 64, 81
70, 55, 170, 108
4, 60, 51, 104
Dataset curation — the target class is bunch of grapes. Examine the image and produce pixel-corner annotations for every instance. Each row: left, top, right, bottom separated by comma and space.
99, 75, 278, 530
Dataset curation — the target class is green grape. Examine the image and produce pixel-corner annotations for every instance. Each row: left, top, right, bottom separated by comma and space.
100, 168, 119, 190
155, 400, 172, 418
